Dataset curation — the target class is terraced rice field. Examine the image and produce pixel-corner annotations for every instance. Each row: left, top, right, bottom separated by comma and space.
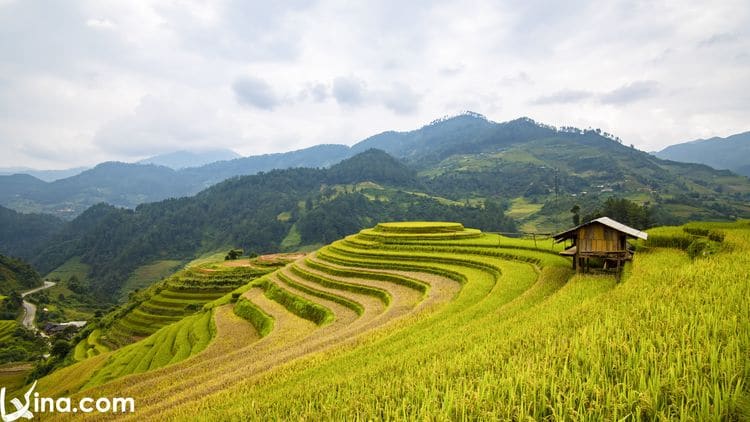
38, 221, 750, 420
72, 329, 110, 361
75, 264, 274, 354
0, 320, 17, 343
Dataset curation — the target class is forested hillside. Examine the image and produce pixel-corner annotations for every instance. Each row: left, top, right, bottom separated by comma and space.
0, 254, 41, 294
19, 150, 515, 302
0, 205, 64, 262
3, 114, 748, 224
0, 144, 352, 218
3, 114, 749, 304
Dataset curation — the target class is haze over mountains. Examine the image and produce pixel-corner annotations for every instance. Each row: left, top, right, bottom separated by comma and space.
1, 112, 749, 221
0, 166, 89, 182
136, 149, 241, 169
655, 132, 750, 177
1, 112, 749, 303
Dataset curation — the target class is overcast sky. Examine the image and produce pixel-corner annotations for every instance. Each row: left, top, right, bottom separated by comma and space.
1, 0, 748, 169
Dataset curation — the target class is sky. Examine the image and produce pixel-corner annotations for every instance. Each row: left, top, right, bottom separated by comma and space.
0, 0, 748, 169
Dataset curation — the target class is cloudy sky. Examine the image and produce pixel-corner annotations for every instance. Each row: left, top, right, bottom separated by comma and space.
1, 0, 748, 169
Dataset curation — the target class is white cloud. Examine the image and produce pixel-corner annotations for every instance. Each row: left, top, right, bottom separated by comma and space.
232, 76, 282, 110
332, 76, 367, 106
0, 0, 748, 168
85, 18, 116, 30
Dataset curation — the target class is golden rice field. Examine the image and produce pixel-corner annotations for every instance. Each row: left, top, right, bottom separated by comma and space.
36, 220, 750, 420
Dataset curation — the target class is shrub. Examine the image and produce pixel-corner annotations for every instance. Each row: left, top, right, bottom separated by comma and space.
707, 230, 725, 243
683, 227, 709, 237
686, 239, 719, 259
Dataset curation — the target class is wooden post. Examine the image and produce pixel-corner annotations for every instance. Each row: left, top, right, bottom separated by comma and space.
615, 258, 622, 282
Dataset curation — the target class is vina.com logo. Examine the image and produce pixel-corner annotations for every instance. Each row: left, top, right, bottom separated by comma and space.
1, 381, 135, 420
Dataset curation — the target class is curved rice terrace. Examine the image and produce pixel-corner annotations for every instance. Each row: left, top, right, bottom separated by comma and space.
66, 259, 277, 361
37, 221, 750, 420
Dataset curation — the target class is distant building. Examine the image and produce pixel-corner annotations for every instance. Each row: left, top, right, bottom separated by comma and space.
552, 217, 648, 275
42, 321, 87, 335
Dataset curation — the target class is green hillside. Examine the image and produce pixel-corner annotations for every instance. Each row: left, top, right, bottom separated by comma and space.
19, 150, 515, 302
2, 116, 749, 307
73, 255, 281, 354
0, 254, 42, 294
31, 220, 750, 420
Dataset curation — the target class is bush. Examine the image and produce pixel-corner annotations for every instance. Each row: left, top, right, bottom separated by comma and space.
707, 230, 725, 243
683, 227, 709, 237
225, 249, 244, 260
0, 345, 29, 363
686, 239, 719, 260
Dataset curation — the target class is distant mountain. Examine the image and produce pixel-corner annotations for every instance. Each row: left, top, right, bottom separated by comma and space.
351, 113, 555, 166
3, 113, 750, 302
136, 149, 241, 169
0, 166, 88, 182
0, 162, 192, 218
0, 145, 354, 218
2, 111, 749, 232
183, 144, 353, 188
23, 150, 514, 300
655, 132, 750, 176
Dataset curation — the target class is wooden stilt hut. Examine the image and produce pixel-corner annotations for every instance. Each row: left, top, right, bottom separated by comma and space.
552, 217, 648, 275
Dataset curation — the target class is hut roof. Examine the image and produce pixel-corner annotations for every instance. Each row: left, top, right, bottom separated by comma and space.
552, 217, 648, 242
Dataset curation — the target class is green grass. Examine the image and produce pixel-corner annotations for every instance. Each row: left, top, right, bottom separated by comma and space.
506, 197, 544, 219
280, 223, 302, 251
162, 221, 750, 420
44, 256, 89, 284
233, 297, 274, 337
256, 278, 334, 326
277, 270, 365, 316
0, 363, 33, 397
31, 220, 750, 420
0, 320, 17, 343
118, 260, 183, 301
101, 259, 275, 347
82, 310, 214, 389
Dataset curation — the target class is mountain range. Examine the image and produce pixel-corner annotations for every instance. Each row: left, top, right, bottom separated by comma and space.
0, 166, 88, 182
136, 149, 241, 169
3, 113, 748, 220
1, 112, 749, 302
655, 131, 750, 176
0, 145, 352, 218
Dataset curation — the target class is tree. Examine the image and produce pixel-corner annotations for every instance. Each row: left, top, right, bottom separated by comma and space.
50, 339, 71, 357
225, 249, 243, 260
570, 204, 581, 226
67, 275, 84, 294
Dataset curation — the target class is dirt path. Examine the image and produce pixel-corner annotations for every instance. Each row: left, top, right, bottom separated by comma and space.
21, 281, 55, 330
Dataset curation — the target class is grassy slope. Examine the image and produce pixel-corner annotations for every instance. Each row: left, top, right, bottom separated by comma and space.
162, 222, 750, 420
45, 257, 89, 284
31, 221, 750, 420
0, 320, 16, 342
118, 260, 183, 301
